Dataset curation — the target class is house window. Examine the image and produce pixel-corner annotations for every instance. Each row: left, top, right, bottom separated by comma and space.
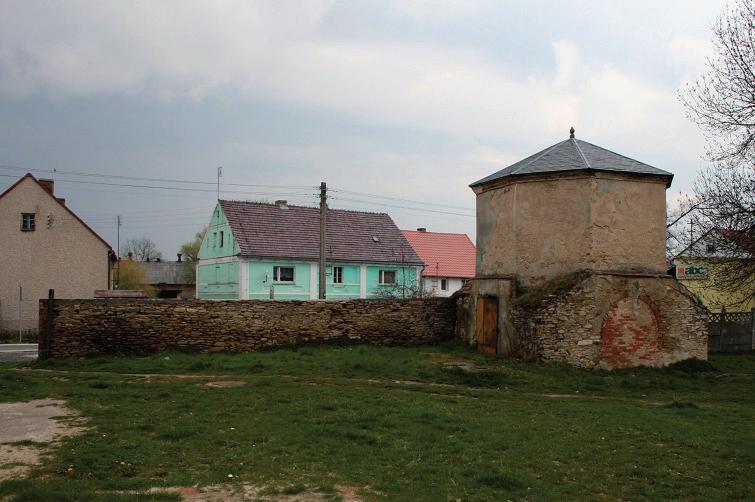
333, 266, 344, 284
213, 232, 217, 248
21, 213, 35, 231
219, 231, 224, 248
379, 270, 397, 285
441, 279, 448, 291
273, 266, 295, 283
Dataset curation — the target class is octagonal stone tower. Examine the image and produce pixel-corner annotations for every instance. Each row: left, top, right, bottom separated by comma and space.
458, 129, 708, 368
471, 129, 671, 286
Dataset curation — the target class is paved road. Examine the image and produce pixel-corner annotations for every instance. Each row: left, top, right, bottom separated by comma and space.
0, 344, 38, 363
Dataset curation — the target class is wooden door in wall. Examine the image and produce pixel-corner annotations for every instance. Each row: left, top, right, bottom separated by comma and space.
476, 296, 498, 354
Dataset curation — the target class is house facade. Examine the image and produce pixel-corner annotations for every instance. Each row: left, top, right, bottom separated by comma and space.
197, 200, 424, 300
674, 229, 754, 313
0, 174, 113, 335
401, 228, 475, 297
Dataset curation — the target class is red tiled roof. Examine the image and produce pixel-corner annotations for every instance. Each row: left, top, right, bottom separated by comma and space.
219, 200, 424, 265
401, 230, 476, 278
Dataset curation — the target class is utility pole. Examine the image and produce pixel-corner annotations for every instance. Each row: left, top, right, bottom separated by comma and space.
116, 215, 121, 289
319, 181, 327, 300
217, 166, 223, 200
17, 283, 22, 342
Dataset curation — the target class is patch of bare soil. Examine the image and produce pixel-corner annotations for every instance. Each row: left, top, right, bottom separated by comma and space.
201, 381, 246, 389
144, 484, 364, 501
0, 399, 84, 481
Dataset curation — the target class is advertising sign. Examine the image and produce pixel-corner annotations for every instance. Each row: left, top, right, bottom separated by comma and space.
676, 264, 708, 280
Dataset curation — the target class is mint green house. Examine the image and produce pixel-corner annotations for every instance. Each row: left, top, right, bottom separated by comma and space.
197, 200, 424, 300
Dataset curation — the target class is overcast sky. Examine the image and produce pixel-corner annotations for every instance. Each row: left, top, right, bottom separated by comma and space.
0, 0, 726, 257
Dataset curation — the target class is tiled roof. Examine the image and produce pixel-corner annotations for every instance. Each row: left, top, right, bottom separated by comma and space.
219, 200, 424, 265
471, 137, 674, 188
401, 230, 476, 278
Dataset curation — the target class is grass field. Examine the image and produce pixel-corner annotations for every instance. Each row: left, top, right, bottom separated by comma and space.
1, 343, 754, 501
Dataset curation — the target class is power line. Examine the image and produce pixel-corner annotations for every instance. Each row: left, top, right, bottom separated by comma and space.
0, 164, 311, 189
0, 173, 316, 201
329, 187, 474, 212
329, 196, 475, 218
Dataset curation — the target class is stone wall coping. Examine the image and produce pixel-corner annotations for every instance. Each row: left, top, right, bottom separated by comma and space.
40, 297, 451, 306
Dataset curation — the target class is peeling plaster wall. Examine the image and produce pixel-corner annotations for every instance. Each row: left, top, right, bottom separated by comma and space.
475, 172, 668, 286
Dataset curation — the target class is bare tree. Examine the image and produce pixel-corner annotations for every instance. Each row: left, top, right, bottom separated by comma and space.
679, 0, 755, 163
178, 227, 207, 284
676, 0, 754, 308
121, 237, 162, 261
683, 162, 754, 308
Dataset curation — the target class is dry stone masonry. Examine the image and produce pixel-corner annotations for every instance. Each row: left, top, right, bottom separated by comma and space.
508, 272, 708, 368
39, 298, 455, 357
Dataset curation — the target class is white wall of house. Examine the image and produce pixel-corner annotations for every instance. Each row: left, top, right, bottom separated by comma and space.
0, 177, 111, 333
421, 276, 468, 297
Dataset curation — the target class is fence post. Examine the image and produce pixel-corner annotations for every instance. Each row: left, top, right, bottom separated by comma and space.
41, 289, 54, 360
751, 308, 754, 351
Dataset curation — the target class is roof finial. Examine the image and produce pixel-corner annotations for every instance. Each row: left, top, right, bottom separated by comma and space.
569, 126, 575, 139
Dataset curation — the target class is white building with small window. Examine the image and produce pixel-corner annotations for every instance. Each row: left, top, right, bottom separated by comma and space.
402, 228, 476, 297
0, 173, 113, 335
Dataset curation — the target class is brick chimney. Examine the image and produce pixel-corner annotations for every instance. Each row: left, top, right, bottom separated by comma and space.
38, 179, 54, 195
275, 200, 288, 209
417, 227, 427, 232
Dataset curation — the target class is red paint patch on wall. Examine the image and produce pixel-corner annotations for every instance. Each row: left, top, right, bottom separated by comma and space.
600, 297, 662, 368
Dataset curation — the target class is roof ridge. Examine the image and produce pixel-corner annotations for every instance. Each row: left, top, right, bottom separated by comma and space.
572, 138, 591, 170
219, 199, 389, 216
510, 139, 571, 175
575, 139, 672, 175
402, 230, 471, 236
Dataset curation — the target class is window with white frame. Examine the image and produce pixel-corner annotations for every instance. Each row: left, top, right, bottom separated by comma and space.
21, 213, 35, 231
273, 266, 295, 283
441, 278, 448, 291
379, 270, 397, 285
333, 266, 344, 284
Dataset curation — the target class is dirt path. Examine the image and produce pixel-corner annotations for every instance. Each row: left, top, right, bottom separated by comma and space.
0, 399, 83, 481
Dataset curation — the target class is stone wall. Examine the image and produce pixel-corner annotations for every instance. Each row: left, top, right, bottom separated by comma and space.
38, 298, 456, 358
510, 273, 709, 368
457, 272, 709, 369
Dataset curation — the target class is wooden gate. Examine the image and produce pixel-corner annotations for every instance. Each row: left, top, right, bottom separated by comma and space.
475, 296, 498, 354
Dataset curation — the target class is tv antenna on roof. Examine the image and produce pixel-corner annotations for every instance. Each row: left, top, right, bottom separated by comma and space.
217, 166, 222, 200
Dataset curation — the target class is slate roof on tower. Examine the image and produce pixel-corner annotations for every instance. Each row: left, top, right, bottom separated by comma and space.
218, 200, 424, 265
470, 132, 674, 188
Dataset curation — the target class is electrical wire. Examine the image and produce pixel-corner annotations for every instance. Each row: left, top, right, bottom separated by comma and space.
0, 164, 311, 189
329, 187, 474, 212
329, 196, 475, 218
